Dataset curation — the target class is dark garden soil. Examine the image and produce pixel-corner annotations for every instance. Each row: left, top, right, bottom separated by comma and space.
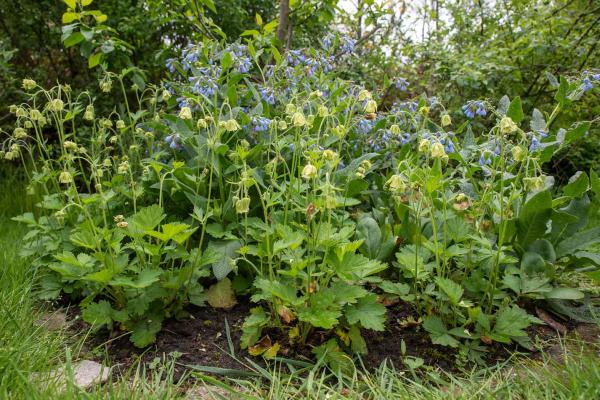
63, 300, 600, 383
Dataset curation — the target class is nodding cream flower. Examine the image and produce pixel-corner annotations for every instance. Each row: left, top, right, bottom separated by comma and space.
419, 106, 430, 115
63, 140, 78, 151
318, 105, 329, 117
24, 121, 33, 129
100, 79, 112, 93
178, 106, 193, 120
365, 99, 377, 114
332, 124, 347, 138
430, 142, 446, 158
116, 120, 126, 130
441, 114, 452, 127
511, 145, 526, 162
15, 107, 27, 118
235, 197, 251, 214
103, 158, 112, 168
84, 105, 94, 121
22, 79, 36, 90
302, 163, 318, 180
59, 171, 73, 184
500, 116, 518, 134
292, 112, 306, 127
162, 89, 171, 100
322, 149, 338, 161
117, 160, 129, 174
390, 124, 401, 135
29, 109, 42, 121
524, 176, 545, 191
113, 214, 125, 223
48, 99, 64, 112
117, 221, 129, 229
13, 128, 28, 139
278, 120, 288, 130
224, 119, 240, 132
418, 138, 431, 152
285, 103, 296, 114
385, 174, 406, 193
357, 89, 372, 101
197, 118, 208, 129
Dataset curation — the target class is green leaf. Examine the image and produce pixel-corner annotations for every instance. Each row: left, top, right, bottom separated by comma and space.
207, 240, 242, 280
221, 51, 233, 70
491, 306, 538, 343
556, 227, 600, 258
331, 252, 387, 281
129, 204, 165, 234
355, 217, 381, 259
130, 318, 162, 348
348, 325, 367, 355
62, 12, 79, 23
110, 269, 162, 289
81, 0, 94, 6
530, 108, 546, 132
507, 96, 524, 123
545, 287, 584, 300
554, 76, 570, 106
345, 294, 386, 331
435, 277, 463, 306
520, 252, 546, 275
64, 32, 85, 48
563, 171, 589, 197
88, 52, 102, 68
590, 169, 600, 196
527, 239, 556, 263
63, 0, 77, 9
564, 122, 590, 145
297, 290, 342, 329
422, 316, 459, 347
241, 307, 269, 348
82, 300, 113, 328
517, 191, 552, 248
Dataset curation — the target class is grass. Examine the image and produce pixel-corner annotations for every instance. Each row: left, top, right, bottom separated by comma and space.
0, 166, 599, 399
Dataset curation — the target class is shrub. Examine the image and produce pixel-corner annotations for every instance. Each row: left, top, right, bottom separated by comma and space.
3, 36, 599, 365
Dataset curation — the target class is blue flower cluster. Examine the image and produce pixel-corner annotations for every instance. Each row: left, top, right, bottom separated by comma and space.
251, 116, 271, 132
286, 49, 334, 76
424, 131, 457, 154
462, 101, 487, 118
340, 36, 356, 54
258, 85, 276, 105
582, 72, 599, 92
395, 78, 409, 91
165, 133, 182, 150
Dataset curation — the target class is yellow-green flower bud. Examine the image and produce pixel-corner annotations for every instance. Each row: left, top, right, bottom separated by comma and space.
418, 138, 431, 152
278, 120, 288, 130
292, 112, 306, 127
430, 142, 446, 158
285, 103, 296, 114
59, 171, 73, 184
235, 197, 251, 214
224, 119, 240, 132
48, 99, 64, 112
441, 114, 452, 127
116, 120, 126, 130
302, 163, 318, 180
365, 99, 378, 114
178, 106, 192, 120
500, 116, 518, 134
84, 105, 94, 121
390, 124, 401, 135
386, 174, 406, 193
22, 79, 36, 90
358, 89, 372, 101
511, 145, 526, 162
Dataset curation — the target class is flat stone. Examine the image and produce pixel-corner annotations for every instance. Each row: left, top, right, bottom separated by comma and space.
35, 311, 68, 331
33, 360, 110, 391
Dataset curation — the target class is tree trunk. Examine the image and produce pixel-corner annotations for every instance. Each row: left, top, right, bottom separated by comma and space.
277, 0, 290, 48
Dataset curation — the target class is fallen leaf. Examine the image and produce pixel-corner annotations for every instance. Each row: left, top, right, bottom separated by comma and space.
206, 278, 237, 309
536, 307, 567, 335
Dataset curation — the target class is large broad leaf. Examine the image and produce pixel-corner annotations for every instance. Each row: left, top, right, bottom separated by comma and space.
130, 317, 163, 348
110, 269, 162, 289
129, 205, 165, 235
563, 171, 589, 198
435, 277, 463, 306
82, 300, 114, 329
344, 294, 386, 331
545, 287, 584, 300
241, 307, 270, 349
331, 252, 387, 281
556, 227, 600, 258
297, 290, 342, 329
252, 278, 299, 305
516, 191, 552, 248
355, 217, 381, 259
422, 316, 459, 347
507, 96, 524, 123
207, 240, 242, 280
491, 306, 540, 344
